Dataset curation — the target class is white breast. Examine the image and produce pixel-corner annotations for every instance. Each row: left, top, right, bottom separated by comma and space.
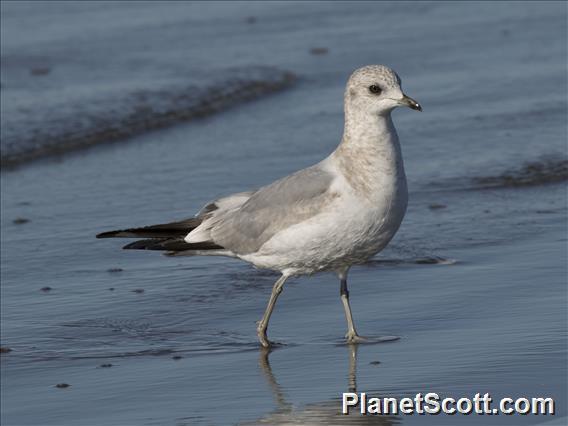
242, 159, 407, 275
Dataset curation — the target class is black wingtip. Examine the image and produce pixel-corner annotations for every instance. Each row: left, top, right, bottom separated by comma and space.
122, 239, 166, 250
96, 218, 202, 240
96, 231, 115, 239
122, 238, 224, 252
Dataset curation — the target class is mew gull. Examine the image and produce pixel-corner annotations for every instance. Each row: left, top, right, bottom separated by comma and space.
97, 65, 421, 347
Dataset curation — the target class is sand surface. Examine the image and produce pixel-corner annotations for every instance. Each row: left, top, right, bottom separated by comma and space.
1, 2, 566, 425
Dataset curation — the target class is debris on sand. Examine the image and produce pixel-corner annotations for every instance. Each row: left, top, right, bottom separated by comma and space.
55, 383, 71, 389
428, 203, 447, 210
414, 257, 456, 265
30, 67, 51, 76
309, 47, 329, 55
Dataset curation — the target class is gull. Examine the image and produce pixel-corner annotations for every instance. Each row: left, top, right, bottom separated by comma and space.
97, 65, 421, 347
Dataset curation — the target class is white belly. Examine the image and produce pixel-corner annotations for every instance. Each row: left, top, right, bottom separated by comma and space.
242, 172, 408, 275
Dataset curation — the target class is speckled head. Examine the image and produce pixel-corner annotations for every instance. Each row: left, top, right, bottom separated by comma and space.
345, 65, 421, 115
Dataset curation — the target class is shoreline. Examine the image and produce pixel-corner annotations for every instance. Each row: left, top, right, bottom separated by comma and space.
1, 67, 297, 168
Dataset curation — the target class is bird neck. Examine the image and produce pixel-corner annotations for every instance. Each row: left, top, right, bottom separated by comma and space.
336, 106, 403, 166
342, 104, 398, 149
332, 108, 405, 196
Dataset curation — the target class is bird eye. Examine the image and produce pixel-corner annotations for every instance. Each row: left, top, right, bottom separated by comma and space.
369, 85, 382, 95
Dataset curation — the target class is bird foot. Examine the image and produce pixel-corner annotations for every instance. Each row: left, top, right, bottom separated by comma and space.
345, 332, 368, 344
257, 323, 281, 348
258, 331, 273, 348
257, 333, 284, 348
345, 332, 400, 345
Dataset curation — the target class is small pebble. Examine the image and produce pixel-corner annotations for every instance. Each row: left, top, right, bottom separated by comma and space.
108, 287, 115, 291
0, 346, 12, 354
13, 217, 30, 225
309, 47, 329, 55
369, 361, 381, 366
30, 67, 51, 76
132, 289, 145, 294
55, 383, 70, 389
172, 355, 183, 360
428, 203, 447, 210
40, 286, 52, 292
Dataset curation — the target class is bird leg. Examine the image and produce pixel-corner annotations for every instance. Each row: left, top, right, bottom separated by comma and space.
257, 274, 289, 347
340, 278, 364, 343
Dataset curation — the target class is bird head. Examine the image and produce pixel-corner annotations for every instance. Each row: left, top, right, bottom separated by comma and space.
345, 65, 421, 115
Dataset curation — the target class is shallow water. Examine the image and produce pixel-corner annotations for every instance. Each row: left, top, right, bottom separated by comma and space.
1, 2, 567, 425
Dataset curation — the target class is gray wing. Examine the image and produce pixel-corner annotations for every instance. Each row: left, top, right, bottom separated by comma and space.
209, 164, 335, 254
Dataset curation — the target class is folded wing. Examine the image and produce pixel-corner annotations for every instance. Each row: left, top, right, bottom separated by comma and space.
186, 164, 336, 255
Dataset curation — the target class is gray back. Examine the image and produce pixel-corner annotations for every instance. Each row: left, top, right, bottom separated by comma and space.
211, 164, 335, 254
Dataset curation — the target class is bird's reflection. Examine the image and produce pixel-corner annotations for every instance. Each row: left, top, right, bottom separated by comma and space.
257, 346, 293, 414
247, 345, 400, 425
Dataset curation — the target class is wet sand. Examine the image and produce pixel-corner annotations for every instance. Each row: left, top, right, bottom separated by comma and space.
1, 2, 567, 425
